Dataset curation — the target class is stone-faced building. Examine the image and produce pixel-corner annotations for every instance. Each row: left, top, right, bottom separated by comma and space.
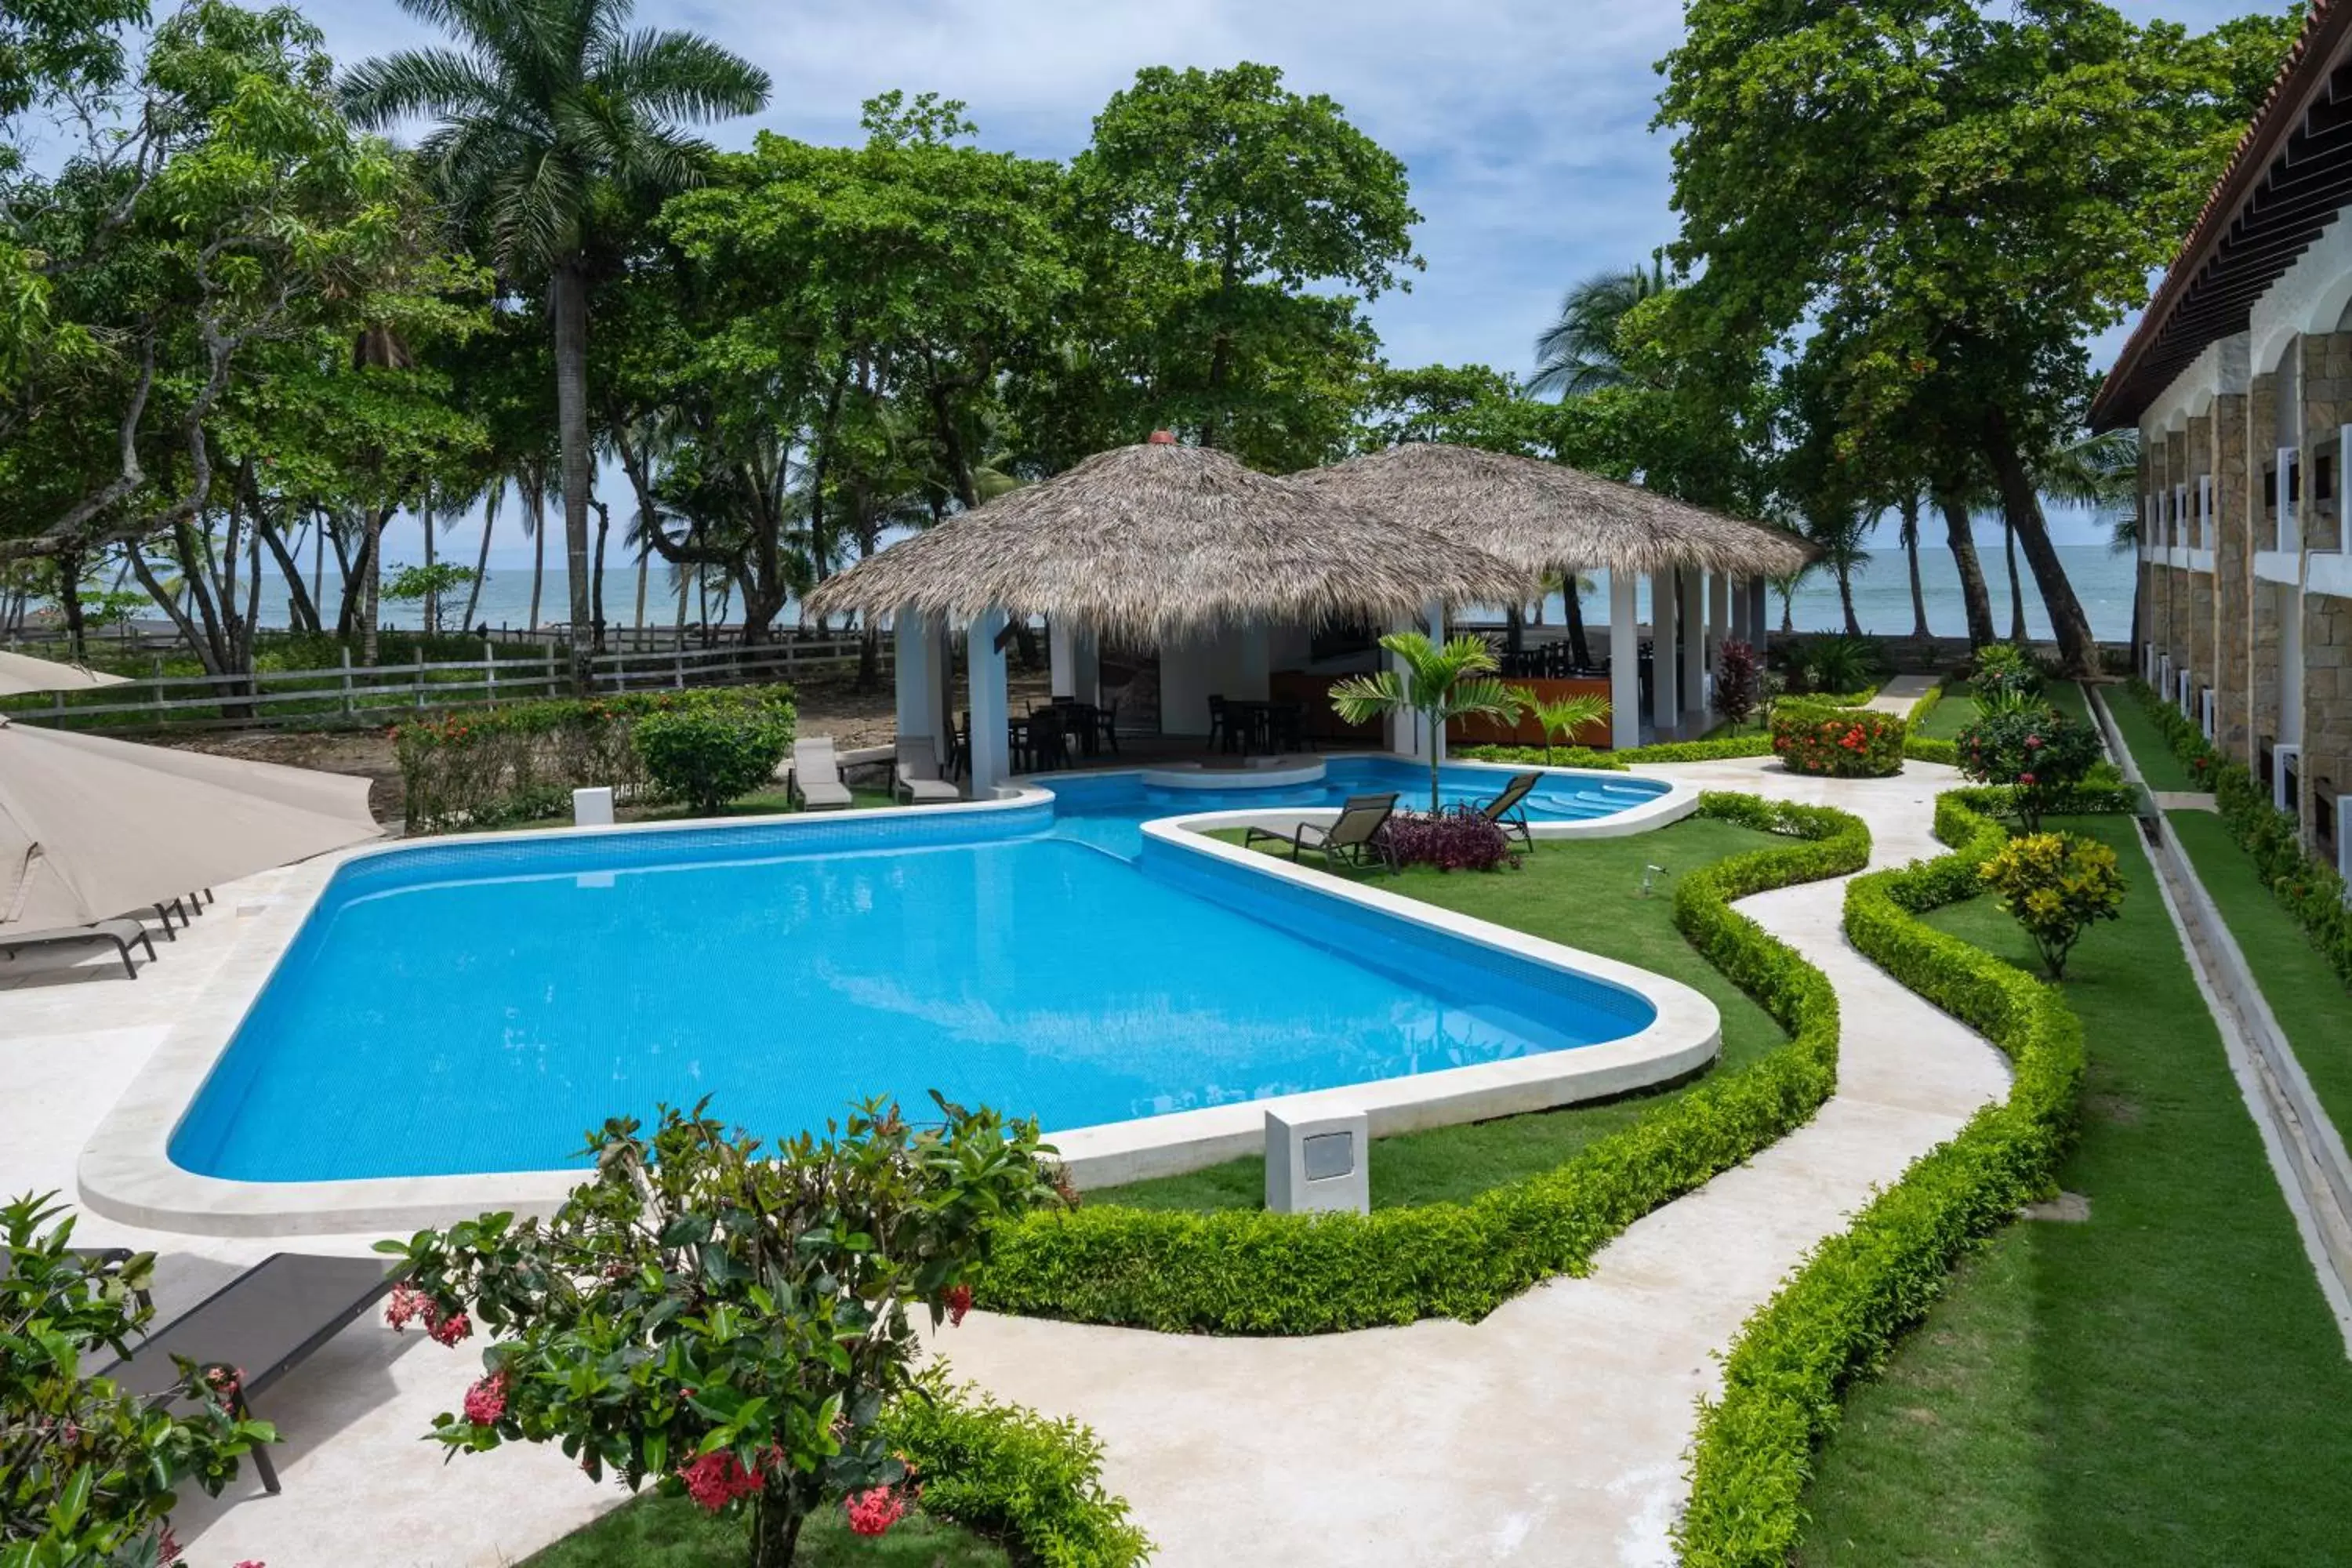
2095, 1, 2352, 876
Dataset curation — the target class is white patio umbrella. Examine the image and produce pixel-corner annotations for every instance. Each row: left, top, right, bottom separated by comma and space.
0, 649, 132, 696
0, 717, 383, 931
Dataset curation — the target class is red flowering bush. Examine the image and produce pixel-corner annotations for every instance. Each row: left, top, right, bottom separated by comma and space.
1955, 706, 2102, 832
379, 1099, 1061, 1568
1713, 639, 1764, 728
1377, 806, 1520, 871
1769, 706, 1905, 778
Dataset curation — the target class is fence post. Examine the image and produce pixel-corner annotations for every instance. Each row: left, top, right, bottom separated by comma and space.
151, 655, 164, 726
673, 644, 685, 690
340, 648, 354, 718
485, 641, 497, 710
546, 646, 558, 699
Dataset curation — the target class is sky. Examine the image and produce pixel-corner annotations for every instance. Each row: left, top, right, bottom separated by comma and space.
280, 0, 2270, 566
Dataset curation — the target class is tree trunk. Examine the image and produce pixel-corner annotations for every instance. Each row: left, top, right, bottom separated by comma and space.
633, 543, 648, 643
332, 515, 364, 641
751, 1493, 806, 1568
1838, 567, 1861, 636
1982, 407, 2097, 673
591, 499, 611, 652
421, 488, 437, 637
361, 506, 385, 666
256, 506, 320, 633
1779, 586, 1795, 634
526, 478, 547, 638
311, 510, 325, 619
2003, 520, 2027, 644
1936, 492, 1998, 648
1902, 495, 1929, 639
57, 546, 88, 662
462, 499, 494, 633
1563, 583, 1592, 668
551, 261, 597, 688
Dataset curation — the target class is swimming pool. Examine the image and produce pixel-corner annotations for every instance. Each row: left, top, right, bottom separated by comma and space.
139, 760, 1709, 1210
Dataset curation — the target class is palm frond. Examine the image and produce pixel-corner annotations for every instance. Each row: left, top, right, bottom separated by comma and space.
598, 28, 772, 122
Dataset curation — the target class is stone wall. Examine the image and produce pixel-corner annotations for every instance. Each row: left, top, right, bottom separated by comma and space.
2188, 412, 2216, 706
2249, 373, 2283, 753
2303, 592, 2352, 848
2214, 391, 2252, 757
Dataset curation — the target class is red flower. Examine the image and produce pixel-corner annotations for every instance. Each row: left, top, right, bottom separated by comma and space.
2017, 771, 2037, 786
678, 1450, 762, 1512
846, 1486, 909, 1537
426, 1308, 474, 1347
463, 1369, 510, 1425
2025, 735, 2043, 749
384, 1283, 431, 1331
945, 1283, 973, 1327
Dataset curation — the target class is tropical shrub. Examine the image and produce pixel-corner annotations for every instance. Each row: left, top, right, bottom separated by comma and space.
1713, 639, 1763, 728
1969, 642, 2044, 707
1677, 791, 2094, 1568
974, 793, 1864, 1333
2, 1196, 276, 1568
378, 1099, 1060, 1568
1953, 704, 2100, 831
632, 695, 795, 815
394, 685, 796, 832
1378, 806, 1519, 871
1979, 832, 2127, 978
1330, 633, 1522, 810
1790, 633, 1879, 697
1770, 706, 1905, 777
1510, 688, 1613, 763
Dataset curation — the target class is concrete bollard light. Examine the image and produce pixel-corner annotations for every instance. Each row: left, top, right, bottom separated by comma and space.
572, 786, 615, 827
1265, 1108, 1370, 1216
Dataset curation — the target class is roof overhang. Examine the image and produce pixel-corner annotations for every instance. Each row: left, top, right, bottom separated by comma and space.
2093, 2, 2352, 430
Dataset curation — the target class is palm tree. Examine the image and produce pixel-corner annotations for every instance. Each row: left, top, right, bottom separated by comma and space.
1799, 507, 1871, 635
1895, 490, 1929, 639
1529, 259, 1667, 397
1769, 567, 1812, 633
343, 0, 769, 684
1516, 690, 1613, 764
1330, 633, 1524, 811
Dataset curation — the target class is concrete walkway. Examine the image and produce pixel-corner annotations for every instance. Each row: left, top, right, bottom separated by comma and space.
0, 760, 2010, 1567
931, 760, 2009, 1566
1863, 673, 1938, 715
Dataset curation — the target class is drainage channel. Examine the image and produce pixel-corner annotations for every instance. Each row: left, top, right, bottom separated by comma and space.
2085, 687, 2352, 1351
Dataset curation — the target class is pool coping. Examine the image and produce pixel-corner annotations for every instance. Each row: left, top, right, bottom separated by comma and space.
77, 759, 1714, 1236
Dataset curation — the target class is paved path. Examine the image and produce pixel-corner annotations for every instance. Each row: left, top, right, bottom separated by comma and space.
0, 760, 2010, 1567
1863, 673, 1938, 715
932, 760, 2010, 1566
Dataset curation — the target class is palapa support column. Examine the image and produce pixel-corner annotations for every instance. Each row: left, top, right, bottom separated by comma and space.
1679, 568, 1708, 731
892, 610, 943, 755
1650, 570, 1679, 741
967, 608, 1011, 795
1610, 571, 1641, 752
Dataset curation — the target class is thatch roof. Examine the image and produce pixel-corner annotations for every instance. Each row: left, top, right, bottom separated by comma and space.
1293, 443, 1817, 579
804, 438, 1539, 638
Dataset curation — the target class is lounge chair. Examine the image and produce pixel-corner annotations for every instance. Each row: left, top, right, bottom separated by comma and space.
787, 737, 855, 811
1243, 792, 1401, 875
0, 917, 158, 980
96, 1252, 406, 1494
893, 738, 961, 804
1475, 771, 1542, 851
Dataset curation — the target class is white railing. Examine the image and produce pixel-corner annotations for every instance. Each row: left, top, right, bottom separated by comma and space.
0, 637, 885, 732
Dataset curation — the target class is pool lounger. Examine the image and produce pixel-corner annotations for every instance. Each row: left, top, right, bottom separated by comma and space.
788, 737, 855, 811
96, 1253, 406, 1494
0, 916, 158, 979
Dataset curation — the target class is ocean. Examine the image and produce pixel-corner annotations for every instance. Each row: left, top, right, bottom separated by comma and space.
103, 544, 2141, 645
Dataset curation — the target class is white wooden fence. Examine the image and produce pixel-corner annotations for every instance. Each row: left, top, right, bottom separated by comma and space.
2, 637, 887, 733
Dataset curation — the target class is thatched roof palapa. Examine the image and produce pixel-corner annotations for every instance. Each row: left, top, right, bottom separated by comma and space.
804, 438, 1538, 639
1293, 442, 1816, 580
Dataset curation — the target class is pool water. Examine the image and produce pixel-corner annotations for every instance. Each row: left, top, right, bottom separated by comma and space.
170, 764, 1668, 1182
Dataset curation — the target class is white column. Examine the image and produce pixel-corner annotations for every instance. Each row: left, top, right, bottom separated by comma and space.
1679, 568, 1707, 729
892, 610, 939, 751
1650, 570, 1679, 740
1073, 623, 1101, 706
967, 608, 1010, 795
1048, 617, 1076, 699
1610, 570, 1640, 752
1708, 572, 1731, 660
1388, 611, 1429, 761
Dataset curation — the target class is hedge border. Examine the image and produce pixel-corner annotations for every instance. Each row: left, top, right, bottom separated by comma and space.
2124, 678, 2352, 992
973, 791, 1867, 1335
1672, 790, 2093, 1568
880, 1377, 1152, 1567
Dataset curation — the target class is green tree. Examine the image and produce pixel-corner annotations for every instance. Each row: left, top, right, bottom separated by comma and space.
1067, 62, 1420, 469
1330, 633, 1523, 811
1657, 0, 2298, 673
1529, 258, 1667, 397
1515, 688, 1613, 763
343, 0, 769, 677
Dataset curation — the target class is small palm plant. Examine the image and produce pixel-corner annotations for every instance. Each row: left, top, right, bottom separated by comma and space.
1331, 633, 1524, 810
1515, 688, 1613, 764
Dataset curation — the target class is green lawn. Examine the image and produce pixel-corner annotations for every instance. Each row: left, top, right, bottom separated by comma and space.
2167, 808, 2352, 1141
518, 1491, 1005, 1568
2099, 683, 2205, 794
1914, 688, 1976, 741
1795, 815, 2352, 1567
1091, 816, 1792, 1211
451, 784, 899, 834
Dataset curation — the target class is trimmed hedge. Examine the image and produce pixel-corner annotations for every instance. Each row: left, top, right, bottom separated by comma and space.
1673, 791, 2092, 1568
1770, 707, 1905, 778
973, 792, 1867, 1334
2125, 679, 2352, 991
881, 1374, 1152, 1567
394, 685, 796, 832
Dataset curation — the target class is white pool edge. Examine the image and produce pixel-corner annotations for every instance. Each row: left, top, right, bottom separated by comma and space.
77, 760, 1714, 1235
